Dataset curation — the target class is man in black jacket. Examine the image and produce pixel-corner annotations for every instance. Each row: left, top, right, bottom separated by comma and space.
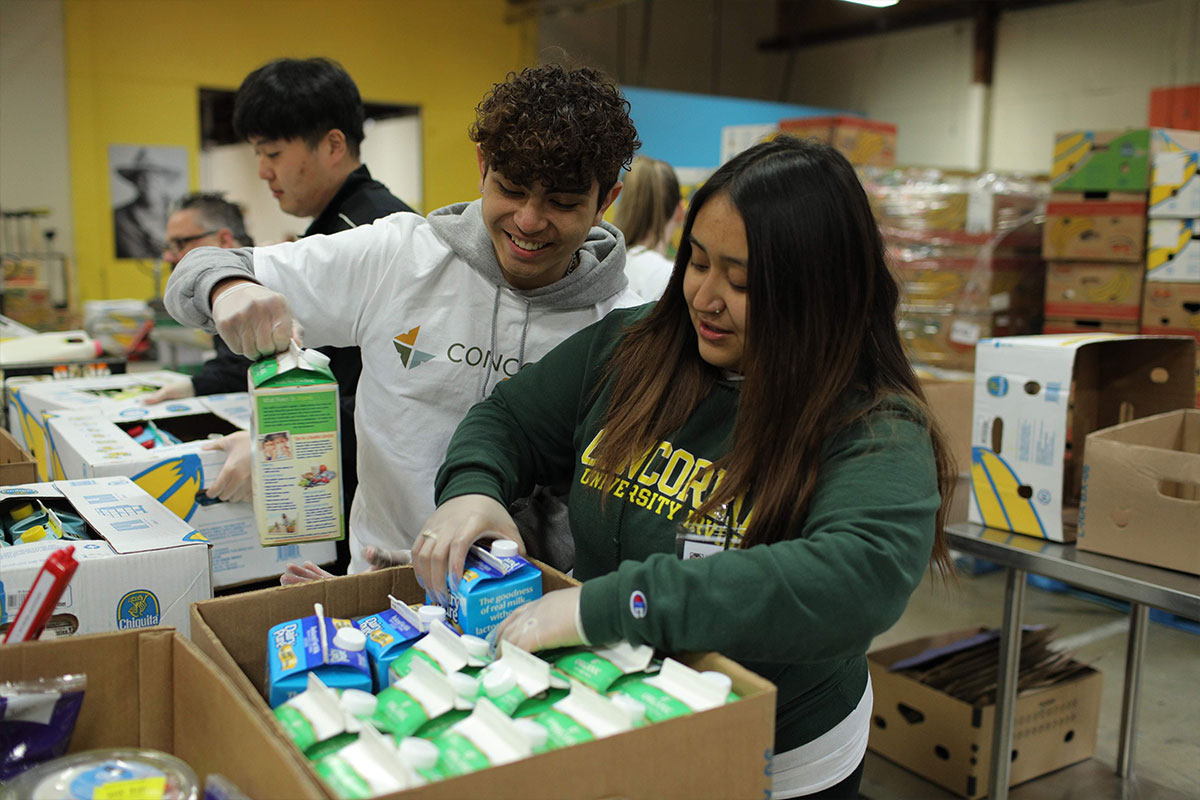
149, 58, 414, 573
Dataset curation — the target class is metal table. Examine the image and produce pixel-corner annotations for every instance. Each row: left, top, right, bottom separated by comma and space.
947, 522, 1200, 800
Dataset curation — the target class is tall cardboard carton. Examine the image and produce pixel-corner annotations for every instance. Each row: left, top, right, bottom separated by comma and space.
969, 335, 1195, 541
1145, 217, 1200, 282
1051, 128, 1200, 192
1078, 409, 1200, 575
249, 345, 343, 547
1043, 262, 1145, 323
1042, 192, 1147, 262
1140, 282, 1200, 336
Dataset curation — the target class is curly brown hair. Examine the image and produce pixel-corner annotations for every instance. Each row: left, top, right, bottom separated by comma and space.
470, 64, 641, 202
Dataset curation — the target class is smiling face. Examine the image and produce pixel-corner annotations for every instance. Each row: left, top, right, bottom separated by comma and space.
683, 191, 749, 373
477, 147, 621, 291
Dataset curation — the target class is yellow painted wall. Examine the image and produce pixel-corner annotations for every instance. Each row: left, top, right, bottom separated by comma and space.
65, 0, 536, 301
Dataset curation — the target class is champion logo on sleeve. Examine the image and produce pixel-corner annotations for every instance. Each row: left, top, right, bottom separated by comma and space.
629, 590, 648, 619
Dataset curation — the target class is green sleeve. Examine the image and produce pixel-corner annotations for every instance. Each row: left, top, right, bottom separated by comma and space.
434, 307, 643, 506
579, 408, 940, 664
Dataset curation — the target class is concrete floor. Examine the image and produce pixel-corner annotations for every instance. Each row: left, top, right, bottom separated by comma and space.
862, 568, 1200, 799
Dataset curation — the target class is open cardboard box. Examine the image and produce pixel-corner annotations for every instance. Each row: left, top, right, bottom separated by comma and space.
969, 334, 1196, 541
867, 626, 1102, 799
190, 565, 777, 800
1078, 408, 1200, 575
0, 627, 315, 798
0, 427, 37, 486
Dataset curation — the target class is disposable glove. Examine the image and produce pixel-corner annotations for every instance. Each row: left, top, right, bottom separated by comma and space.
211, 280, 300, 359
141, 379, 195, 405
411, 494, 524, 607
202, 431, 252, 503
492, 586, 588, 654
278, 546, 411, 586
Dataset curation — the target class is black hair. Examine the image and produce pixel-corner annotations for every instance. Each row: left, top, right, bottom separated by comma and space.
233, 57, 365, 158
177, 192, 254, 247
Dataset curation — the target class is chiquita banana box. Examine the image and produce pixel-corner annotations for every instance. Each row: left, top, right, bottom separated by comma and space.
1145, 218, 1199, 282
249, 344, 343, 546
969, 334, 1195, 542
42, 393, 334, 587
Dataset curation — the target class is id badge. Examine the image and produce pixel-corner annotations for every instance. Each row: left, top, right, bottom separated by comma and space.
675, 503, 737, 560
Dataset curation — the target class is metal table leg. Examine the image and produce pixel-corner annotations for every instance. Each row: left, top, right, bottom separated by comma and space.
1117, 601, 1149, 778
989, 567, 1026, 800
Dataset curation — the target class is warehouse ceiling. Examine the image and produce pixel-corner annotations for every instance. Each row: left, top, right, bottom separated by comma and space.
506, 0, 1088, 48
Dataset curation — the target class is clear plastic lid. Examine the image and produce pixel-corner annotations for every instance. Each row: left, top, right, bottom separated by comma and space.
482, 663, 517, 697
332, 627, 366, 652
398, 737, 440, 771
418, 605, 446, 630
6, 749, 199, 800
611, 693, 646, 725
514, 718, 549, 749
490, 539, 519, 558
700, 670, 733, 696
339, 688, 378, 718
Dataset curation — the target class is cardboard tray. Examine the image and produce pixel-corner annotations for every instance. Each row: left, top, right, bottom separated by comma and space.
189, 565, 777, 800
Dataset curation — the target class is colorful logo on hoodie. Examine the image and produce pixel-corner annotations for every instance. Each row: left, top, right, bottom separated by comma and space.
393, 326, 436, 369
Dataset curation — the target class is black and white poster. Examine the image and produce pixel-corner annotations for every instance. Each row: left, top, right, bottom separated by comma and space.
108, 144, 188, 259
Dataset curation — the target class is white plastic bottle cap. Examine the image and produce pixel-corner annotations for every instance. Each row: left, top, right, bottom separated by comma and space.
339, 688, 378, 718
700, 670, 733, 697
483, 663, 517, 698
418, 605, 446, 630
449, 671, 480, 701
514, 719, 549, 750
333, 627, 366, 652
302, 348, 331, 368
398, 737, 440, 771
490, 539, 519, 558
460, 635, 490, 660
611, 693, 646, 725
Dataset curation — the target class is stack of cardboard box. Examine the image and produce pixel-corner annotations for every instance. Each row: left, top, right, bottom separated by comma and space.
1043, 128, 1200, 404
864, 168, 1047, 371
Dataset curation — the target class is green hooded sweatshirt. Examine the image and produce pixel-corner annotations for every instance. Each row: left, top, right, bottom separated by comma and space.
437, 306, 940, 752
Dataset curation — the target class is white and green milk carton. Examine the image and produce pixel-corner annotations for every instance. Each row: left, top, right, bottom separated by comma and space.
249, 343, 343, 546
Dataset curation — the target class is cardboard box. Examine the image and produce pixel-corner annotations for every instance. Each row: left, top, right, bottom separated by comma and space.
190, 566, 777, 800
1141, 281, 1200, 336
1, 356, 126, 431
1044, 262, 1145, 323
780, 115, 897, 166
43, 393, 335, 588
249, 347, 344, 547
1051, 128, 1200, 192
868, 626, 1102, 799
1042, 319, 1140, 335
920, 378, 975, 524
896, 256, 1046, 315
1149, 85, 1200, 130
6, 369, 187, 480
1042, 192, 1147, 262
969, 335, 1196, 541
1146, 217, 1200, 281
719, 122, 779, 165
1078, 409, 1200, 574
1148, 150, 1200, 218
0, 627, 318, 798
0, 427, 37, 485
0, 476, 211, 638
899, 310, 1040, 372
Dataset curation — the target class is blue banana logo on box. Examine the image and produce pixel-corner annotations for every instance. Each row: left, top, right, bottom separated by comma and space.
117, 589, 161, 629
986, 375, 1009, 397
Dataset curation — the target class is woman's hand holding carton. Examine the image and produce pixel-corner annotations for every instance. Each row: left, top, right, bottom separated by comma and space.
411, 494, 525, 606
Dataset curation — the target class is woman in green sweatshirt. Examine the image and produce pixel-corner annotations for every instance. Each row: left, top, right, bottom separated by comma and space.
413, 136, 956, 799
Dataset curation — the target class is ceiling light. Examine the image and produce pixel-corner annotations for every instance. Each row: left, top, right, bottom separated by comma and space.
841, 0, 899, 7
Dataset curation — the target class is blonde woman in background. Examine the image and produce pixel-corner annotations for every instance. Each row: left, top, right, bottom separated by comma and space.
614, 156, 684, 300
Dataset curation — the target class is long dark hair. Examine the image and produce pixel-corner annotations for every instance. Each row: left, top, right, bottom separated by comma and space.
591, 136, 954, 573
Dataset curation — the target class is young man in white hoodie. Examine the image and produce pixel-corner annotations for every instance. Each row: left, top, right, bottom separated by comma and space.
165, 64, 643, 576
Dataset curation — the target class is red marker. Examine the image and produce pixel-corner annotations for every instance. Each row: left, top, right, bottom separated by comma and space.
3, 546, 79, 643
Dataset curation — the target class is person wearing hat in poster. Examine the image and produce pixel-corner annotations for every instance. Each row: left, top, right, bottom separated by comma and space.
113, 148, 181, 259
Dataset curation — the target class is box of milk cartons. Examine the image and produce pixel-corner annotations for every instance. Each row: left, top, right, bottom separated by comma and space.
249, 344, 343, 547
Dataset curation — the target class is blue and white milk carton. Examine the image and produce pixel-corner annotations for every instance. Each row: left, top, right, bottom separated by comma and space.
355, 594, 425, 691
267, 610, 372, 707
440, 540, 542, 638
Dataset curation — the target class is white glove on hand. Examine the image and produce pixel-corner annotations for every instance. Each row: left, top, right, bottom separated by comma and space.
363, 546, 413, 570
492, 587, 588, 653
211, 281, 301, 358
280, 561, 336, 585
411, 494, 524, 606
141, 379, 194, 405
202, 430, 252, 503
